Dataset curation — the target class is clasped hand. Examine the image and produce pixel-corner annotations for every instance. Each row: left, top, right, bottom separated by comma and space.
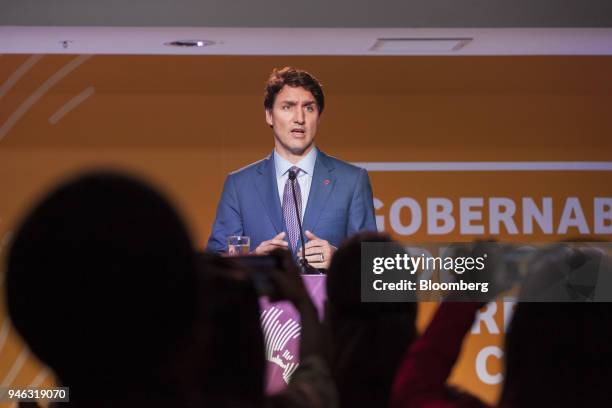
253, 230, 336, 269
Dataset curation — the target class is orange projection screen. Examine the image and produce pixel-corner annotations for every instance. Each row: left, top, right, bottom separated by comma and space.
1, 55, 611, 405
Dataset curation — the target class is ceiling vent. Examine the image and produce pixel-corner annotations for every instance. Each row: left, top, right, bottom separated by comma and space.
371, 38, 472, 52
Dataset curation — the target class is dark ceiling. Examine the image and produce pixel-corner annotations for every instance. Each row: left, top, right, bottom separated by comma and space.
1, 0, 612, 28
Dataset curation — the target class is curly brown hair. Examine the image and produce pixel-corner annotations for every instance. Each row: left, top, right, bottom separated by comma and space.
264, 66, 325, 114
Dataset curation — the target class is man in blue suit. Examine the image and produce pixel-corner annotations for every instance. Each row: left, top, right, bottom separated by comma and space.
207, 67, 376, 269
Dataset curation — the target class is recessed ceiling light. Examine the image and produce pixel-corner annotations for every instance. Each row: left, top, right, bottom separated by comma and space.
164, 40, 216, 48
371, 38, 472, 52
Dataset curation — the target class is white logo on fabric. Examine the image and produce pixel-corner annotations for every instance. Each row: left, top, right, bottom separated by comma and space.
260, 306, 301, 384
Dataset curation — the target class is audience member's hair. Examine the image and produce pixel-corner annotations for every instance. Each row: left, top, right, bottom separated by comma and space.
196, 253, 266, 408
6, 172, 198, 403
264, 67, 325, 114
326, 232, 418, 408
502, 303, 612, 406
500, 242, 612, 406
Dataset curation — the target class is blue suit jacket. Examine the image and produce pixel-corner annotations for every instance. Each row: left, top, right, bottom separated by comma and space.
207, 150, 377, 253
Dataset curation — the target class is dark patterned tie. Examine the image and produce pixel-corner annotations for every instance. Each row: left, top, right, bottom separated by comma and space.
282, 166, 302, 251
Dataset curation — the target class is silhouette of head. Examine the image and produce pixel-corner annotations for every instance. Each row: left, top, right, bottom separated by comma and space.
6, 172, 198, 400
326, 231, 418, 408
196, 253, 266, 408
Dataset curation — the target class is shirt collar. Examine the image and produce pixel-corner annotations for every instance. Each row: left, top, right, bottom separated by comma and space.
274, 146, 318, 178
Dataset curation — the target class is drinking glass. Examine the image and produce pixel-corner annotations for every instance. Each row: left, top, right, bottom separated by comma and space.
227, 235, 250, 255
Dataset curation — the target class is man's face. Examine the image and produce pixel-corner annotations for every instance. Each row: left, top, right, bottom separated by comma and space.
266, 85, 320, 160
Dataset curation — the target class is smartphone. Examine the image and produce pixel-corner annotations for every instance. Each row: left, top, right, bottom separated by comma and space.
234, 254, 284, 297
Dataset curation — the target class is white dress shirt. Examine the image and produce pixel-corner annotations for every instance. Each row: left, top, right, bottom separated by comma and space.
274, 147, 317, 221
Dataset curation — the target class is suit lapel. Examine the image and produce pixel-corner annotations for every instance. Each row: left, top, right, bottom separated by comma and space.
255, 154, 285, 234
303, 151, 336, 233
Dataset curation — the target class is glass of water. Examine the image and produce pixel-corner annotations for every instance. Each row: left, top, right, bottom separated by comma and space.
227, 235, 250, 255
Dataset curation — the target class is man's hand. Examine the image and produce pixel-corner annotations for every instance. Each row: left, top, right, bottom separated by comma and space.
297, 230, 336, 270
253, 231, 289, 255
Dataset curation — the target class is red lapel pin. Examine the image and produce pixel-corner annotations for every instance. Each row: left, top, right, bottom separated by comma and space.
323, 179, 331, 185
